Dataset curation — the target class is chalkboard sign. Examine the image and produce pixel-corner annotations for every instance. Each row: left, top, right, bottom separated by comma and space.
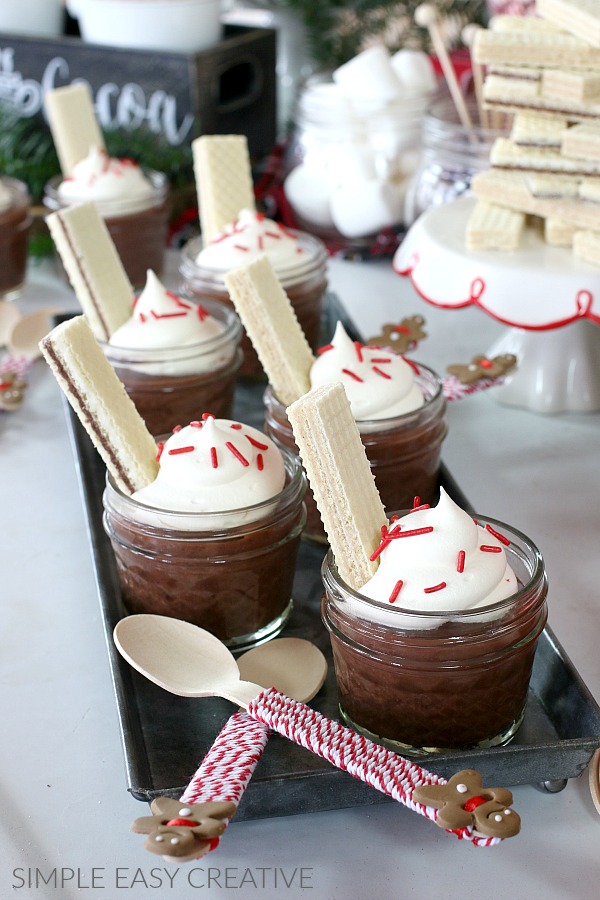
0, 24, 277, 157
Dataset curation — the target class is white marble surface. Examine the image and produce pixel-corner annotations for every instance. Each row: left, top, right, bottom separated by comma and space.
2, 251, 600, 899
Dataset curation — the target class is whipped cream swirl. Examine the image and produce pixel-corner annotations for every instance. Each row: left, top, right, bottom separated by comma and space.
196, 209, 310, 276
110, 270, 225, 350
360, 489, 517, 624
58, 146, 156, 216
310, 322, 424, 426
131, 416, 286, 528
106, 271, 236, 377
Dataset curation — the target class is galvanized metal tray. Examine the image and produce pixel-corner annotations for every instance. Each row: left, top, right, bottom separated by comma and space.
61, 301, 600, 817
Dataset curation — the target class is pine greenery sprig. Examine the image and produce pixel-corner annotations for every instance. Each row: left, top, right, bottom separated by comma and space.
280, 0, 486, 69
0, 101, 193, 204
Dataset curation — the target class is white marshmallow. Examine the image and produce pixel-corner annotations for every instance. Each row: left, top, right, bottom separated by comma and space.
323, 142, 377, 187
333, 45, 402, 111
330, 177, 405, 238
390, 48, 438, 95
283, 164, 335, 228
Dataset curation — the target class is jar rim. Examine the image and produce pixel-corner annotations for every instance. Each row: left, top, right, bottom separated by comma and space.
265, 360, 445, 428
322, 513, 546, 622
179, 230, 328, 291
101, 295, 242, 358
104, 443, 307, 530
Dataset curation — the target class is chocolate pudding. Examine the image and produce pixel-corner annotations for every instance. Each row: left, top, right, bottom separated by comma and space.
44, 169, 170, 288
0, 177, 32, 298
263, 362, 447, 541
103, 446, 307, 649
180, 228, 328, 380
321, 515, 548, 753
102, 295, 243, 437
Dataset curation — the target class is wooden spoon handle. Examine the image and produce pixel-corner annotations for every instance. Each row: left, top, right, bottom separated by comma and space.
180, 710, 270, 809
248, 688, 501, 847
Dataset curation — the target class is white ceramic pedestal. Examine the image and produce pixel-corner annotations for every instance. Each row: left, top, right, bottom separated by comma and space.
393, 196, 600, 414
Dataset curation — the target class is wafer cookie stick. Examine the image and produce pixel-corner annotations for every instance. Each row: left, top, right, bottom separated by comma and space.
538, 0, 600, 50
47, 202, 134, 343
39, 316, 158, 495
192, 135, 255, 246
44, 83, 105, 177
224, 254, 313, 407
287, 383, 386, 589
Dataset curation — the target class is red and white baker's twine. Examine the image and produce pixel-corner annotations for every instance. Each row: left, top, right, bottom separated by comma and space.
442, 375, 507, 402
180, 711, 269, 806
248, 689, 501, 847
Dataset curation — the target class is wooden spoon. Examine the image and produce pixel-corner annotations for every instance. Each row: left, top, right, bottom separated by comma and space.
119, 617, 327, 861
0, 300, 21, 347
115, 615, 512, 849
8, 307, 63, 359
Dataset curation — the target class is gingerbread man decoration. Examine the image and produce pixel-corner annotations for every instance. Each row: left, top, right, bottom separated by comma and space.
413, 769, 520, 839
366, 315, 427, 355
0, 371, 27, 412
446, 354, 517, 385
132, 797, 237, 861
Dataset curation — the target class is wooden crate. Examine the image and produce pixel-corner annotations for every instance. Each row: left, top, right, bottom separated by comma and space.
0, 24, 277, 157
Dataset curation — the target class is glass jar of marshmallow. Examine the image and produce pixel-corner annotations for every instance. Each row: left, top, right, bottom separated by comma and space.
403, 94, 505, 227
282, 44, 437, 257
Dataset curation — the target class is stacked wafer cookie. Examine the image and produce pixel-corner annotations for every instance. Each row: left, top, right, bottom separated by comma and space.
468, 1, 600, 264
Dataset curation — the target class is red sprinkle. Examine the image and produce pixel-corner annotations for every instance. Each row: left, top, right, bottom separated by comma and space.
210, 447, 218, 468
229, 422, 242, 429
479, 358, 493, 369
317, 344, 334, 355
168, 445, 195, 455
172, 425, 182, 433
424, 582, 447, 593
370, 357, 392, 364
402, 356, 421, 375
372, 366, 391, 380
391, 526, 434, 539
413, 497, 421, 508
257, 453, 264, 471
480, 545, 502, 553
202, 413, 215, 420
190, 421, 203, 428
245, 435, 269, 450
233, 244, 249, 252
354, 341, 364, 363
486, 524, 510, 545
156, 442, 164, 461
389, 580, 404, 604
457, 550, 466, 573
226, 442, 249, 466
393, 325, 411, 334
150, 310, 188, 319
341, 368, 364, 383
257, 235, 264, 251
196, 305, 209, 321
264, 231, 281, 240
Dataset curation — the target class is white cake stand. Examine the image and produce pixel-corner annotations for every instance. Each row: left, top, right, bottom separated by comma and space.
393, 196, 600, 414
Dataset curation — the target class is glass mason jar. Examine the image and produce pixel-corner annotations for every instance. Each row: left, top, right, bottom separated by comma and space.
101, 298, 243, 437
179, 229, 328, 380
403, 95, 505, 227
0, 176, 32, 299
44, 168, 170, 288
322, 516, 548, 754
103, 446, 307, 651
282, 73, 432, 256
263, 362, 448, 541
